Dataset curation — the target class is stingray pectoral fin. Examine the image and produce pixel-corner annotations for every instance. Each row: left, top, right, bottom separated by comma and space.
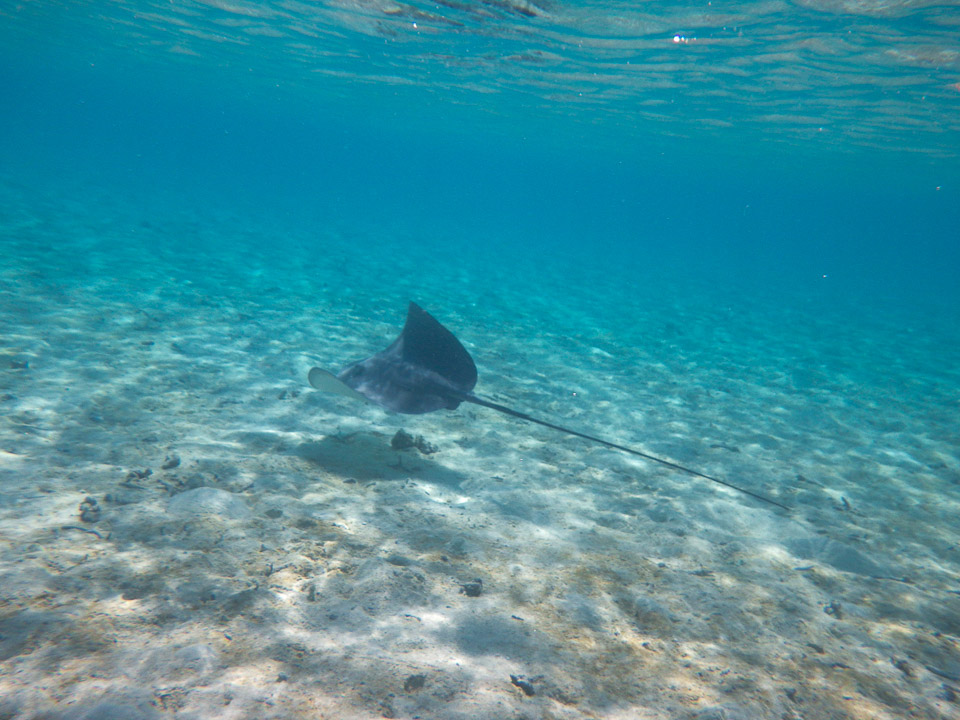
308, 367, 369, 403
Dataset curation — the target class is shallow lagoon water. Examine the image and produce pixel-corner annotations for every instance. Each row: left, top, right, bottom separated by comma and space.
2, 175, 959, 719
2, 1, 960, 718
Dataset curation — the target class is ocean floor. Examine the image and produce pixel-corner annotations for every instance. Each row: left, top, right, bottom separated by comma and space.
2, 178, 960, 720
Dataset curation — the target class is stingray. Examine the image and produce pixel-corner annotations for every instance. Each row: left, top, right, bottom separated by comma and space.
308, 302, 788, 510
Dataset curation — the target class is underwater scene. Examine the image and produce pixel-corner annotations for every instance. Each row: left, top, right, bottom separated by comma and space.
2, 1, 960, 718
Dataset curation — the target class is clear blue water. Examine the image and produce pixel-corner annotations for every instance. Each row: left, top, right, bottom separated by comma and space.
2, 2, 960, 718
3, 0, 960, 311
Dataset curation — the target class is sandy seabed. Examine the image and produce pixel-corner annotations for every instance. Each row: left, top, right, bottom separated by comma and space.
2, 184, 960, 720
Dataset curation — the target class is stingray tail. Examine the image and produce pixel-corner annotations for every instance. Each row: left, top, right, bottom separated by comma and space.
460, 393, 790, 511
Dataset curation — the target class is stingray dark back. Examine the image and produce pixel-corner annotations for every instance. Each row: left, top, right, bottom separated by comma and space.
336, 302, 478, 414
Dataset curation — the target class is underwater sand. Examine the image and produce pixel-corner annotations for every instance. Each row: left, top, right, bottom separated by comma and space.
2, 179, 960, 720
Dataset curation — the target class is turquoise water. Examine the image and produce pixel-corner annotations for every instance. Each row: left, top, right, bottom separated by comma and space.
2, 2, 960, 719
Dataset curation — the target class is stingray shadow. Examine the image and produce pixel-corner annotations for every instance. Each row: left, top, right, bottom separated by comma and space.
292, 432, 468, 486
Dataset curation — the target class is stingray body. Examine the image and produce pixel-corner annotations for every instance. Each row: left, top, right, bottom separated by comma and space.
311, 303, 477, 414
308, 302, 789, 511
